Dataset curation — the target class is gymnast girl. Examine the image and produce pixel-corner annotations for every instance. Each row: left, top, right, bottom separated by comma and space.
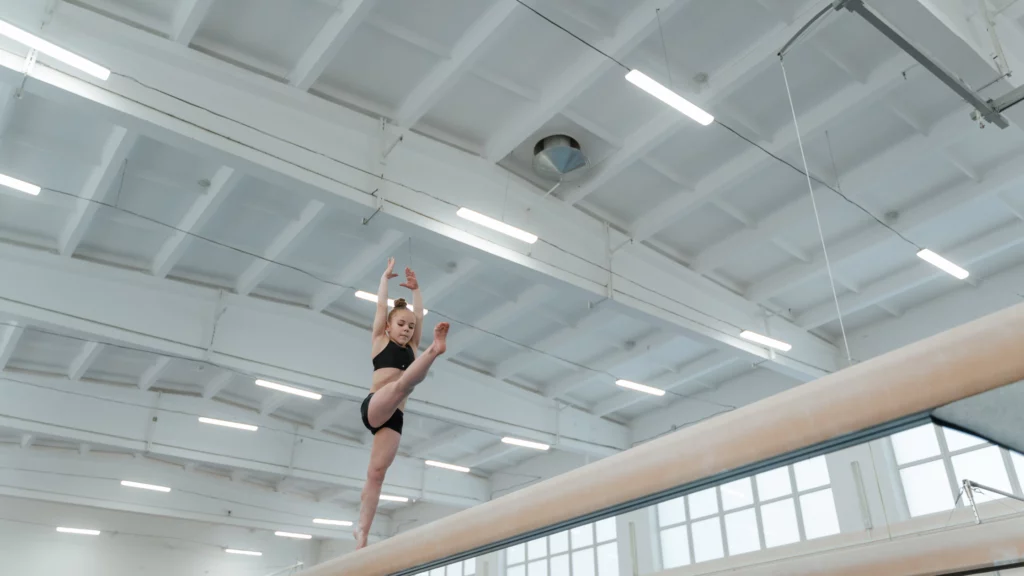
354, 257, 449, 549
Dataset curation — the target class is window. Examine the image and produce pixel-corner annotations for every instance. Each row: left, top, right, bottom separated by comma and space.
656, 456, 839, 569
891, 424, 1024, 517
506, 519, 618, 576
418, 558, 477, 576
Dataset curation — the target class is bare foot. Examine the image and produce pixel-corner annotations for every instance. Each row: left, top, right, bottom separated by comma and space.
432, 322, 449, 355
353, 527, 368, 550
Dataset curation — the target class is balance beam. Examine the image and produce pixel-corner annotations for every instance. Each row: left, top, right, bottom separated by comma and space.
301, 302, 1024, 576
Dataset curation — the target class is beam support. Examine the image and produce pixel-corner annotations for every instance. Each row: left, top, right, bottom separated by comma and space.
0, 322, 24, 370
171, 0, 215, 45
68, 341, 104, 381
288, 0, 378, 91
236, 200, 326, 296
310, 229, 405, 313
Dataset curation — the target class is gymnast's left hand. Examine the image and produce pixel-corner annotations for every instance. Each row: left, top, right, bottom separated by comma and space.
401, 267, 419, 290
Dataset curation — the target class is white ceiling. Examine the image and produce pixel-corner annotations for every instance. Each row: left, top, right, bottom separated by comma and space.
1, 0, 1023, 553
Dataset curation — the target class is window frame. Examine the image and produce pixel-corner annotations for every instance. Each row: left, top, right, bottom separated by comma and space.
504, 519, 618, 576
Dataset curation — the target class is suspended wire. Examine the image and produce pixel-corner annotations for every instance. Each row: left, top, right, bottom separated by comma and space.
512, 0, 632, 73
780, 58, 853, 366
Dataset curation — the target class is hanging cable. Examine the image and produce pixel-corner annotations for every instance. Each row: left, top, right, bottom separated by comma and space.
780, 57, 853, 366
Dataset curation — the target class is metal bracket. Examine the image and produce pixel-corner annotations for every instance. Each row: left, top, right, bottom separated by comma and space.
834, 0, 1010, 129
15, 49, 38, 99
361, 188, 383, 225
962, 478, 1024, 524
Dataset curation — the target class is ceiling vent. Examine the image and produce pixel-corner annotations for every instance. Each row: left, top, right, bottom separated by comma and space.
532, 135, 589, 181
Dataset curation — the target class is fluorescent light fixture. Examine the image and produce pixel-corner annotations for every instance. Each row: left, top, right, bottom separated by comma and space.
425, 460, 471, 473
354, 290, 428, 315
0, 173, 40, 195
120, 480, 171, 493
739, 330, 792, 352
225, 549, 262, 556
56, 527, 100, 536
456, 207, 538, 244
379, 494, 410, 502
501, 436, 550, 451
198, 417, 258, 432
917, 249, 969, 280
625, 70, 714, 126
313, 518, 353, 527
0, 19, 110, 80
274, 531, 312, 540
254, 379, 322, 400
615, 379, 666, 397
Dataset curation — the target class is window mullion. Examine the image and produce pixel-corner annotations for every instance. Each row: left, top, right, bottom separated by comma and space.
716, 487, 728, 558
751, 474, 766, 551
934, 425, 962, 506
789, 465, 807, 541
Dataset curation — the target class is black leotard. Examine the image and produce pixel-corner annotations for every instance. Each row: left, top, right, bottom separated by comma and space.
372, 339, 415, 371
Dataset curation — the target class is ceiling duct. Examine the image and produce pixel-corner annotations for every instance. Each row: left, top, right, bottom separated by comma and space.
532, 135, 589, 181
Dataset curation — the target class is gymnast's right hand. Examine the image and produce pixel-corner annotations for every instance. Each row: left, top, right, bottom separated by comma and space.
383, 257, 398, 280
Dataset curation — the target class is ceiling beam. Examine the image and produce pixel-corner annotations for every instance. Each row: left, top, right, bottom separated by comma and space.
202, 370, 233, 400
392, 0, 517, 132
59, 126, 138, 257
797, 221, 1024, 329
559, 0, 836, 206
0, 240, 628, 456
493, 306, 610, 381
288, 0, 379, 91
544, 330, 674, 400
457, 442, 516, 469
443, 284, 550, 358
171, 0, 214, 45
0, 371, 488, 508
483, 0, 696, 162
68, 341, 104, 381
138, 356, 172, 391
409, 427, 476, 459
310, 229, 405, 313
0, 322, 24, 370
16, 4, 839, 379
747, 153, 1024, 303
152, 166, 243, 278
235, 200, 327, 296
629, 53, 911, 244
0, 83, 18, 137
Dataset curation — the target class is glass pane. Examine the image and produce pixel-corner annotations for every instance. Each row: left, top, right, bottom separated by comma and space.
756, 467, 792, 501
596, 518, 616, 543
688, 487, 719, 519
572, 549, 595, 576
800, 489, 840, 539
596, 543, 618, 576
508, 544, 526, 565
509, 566, 526, 576
690, 517, 724, 563
550, 531, 569, 555
951, 445, 1012, 503
892, 424, 940, 465
571, 524, 594, 549
1012, 452, 1024, 491
550, 554, 569, 576
794, 456, 830, 492
432, 569, 445, 576
721, 478, 754, 511
659, 525, 690, 569
760, 498, 800, 548
657, 496, 687, 527
724, 509, 760, 555
528, 560, 547, 576
528, 538, 548, 560
901, 460, 955, 517
943, 427, 986, 452
448, 564, 463, 576
464, 559, 476, 575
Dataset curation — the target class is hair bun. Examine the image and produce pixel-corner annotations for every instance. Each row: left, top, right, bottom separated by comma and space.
393, 298, 408, 309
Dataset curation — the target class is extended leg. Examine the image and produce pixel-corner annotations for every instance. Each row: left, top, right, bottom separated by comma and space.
354, 428, 401, 549
366, 322, 448, 428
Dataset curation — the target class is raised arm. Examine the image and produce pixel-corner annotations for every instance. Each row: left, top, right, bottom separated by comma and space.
402, 267, 424, 350
372, 258, 397, 339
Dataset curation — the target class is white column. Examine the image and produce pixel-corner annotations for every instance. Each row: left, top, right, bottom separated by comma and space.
824, 439, 909, 535
615, 507, 659, 576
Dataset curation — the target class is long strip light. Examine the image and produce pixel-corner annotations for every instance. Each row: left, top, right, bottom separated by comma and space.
226, 549, 262, 556
254, 379, 322, 400
614, 379, 666, 397
379, 494, 409, 502
275, 531, 312, 540
501, 436, 550, 451
56, 527, 101, 536
120, 480, 171, 493
313, 518, 353, 527
0, 173, 40, 195
198, 416, 258, 432
425, 460, 471, 473
354, 291, 428, 315
0, 19, 110, 80
456, 207, 538, 244
625, 70, 714, 126
917, 249, 969, 280
739, 330, 792, 352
